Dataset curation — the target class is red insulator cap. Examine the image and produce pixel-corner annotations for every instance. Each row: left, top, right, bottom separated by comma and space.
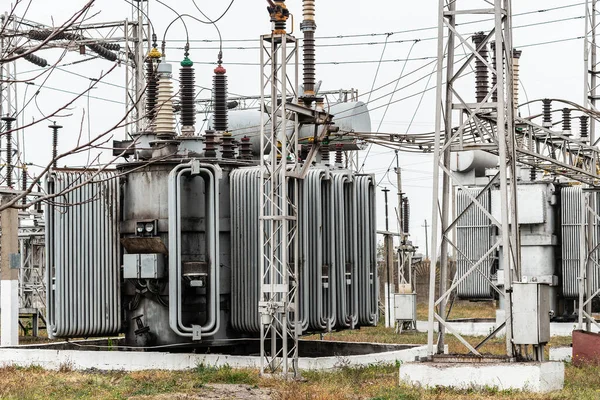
214, 65, 227, 74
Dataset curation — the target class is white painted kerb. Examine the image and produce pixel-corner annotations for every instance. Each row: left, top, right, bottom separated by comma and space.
0, 345, 429, 372
400, 361, 565, 393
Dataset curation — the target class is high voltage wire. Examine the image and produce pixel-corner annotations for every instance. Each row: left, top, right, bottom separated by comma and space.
164, 15, 584, 52
166, 2, 586, 43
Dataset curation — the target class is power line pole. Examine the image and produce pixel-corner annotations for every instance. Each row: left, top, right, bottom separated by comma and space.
382, 187, 393, 328
1, 195, 19, 346
422, 219, 429, 261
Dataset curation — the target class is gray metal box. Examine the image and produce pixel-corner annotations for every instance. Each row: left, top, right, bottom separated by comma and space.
123, 254, 140, 279
394, 293, 417, 321
140, 254, 165, 279
122, 253, 165, 279
512, 283, 551, 345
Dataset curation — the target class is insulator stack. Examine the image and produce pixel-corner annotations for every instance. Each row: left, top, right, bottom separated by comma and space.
15, 49, 48, 67
221, 132, 236, 159
321, 140, 330, 164
155, 63, 176, 139
213, 65, 228, 132
512, 49, 522, 110
490, 41, 498, 103
240, 136, 252, 160
180, 56, 196, 136
49, 122, 62, 168
28, 29, 65, 41
204, 130, 218, 157
472, 32, 489, 103
580, 116, 589, 141
268, 0, 290, 34
530, 167, 537, 182
100, 42, 121, 51
86, 43, 118, 62
145, 59, 158, 122
22, 167, 27, 205
2, 117, 15, 188
542, 99, 552, 128
562, 108, 572, 134
35, 181, 42, 214
301, 0, 316, 99
402, 197, 410, 235
334, 144, 343, 166
299, 145, 309, 162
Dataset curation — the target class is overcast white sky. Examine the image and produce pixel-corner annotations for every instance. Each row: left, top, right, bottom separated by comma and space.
2, 0, 588, 252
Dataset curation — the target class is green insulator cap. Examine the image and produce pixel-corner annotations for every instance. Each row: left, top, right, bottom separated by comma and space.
180, 56, 193, 67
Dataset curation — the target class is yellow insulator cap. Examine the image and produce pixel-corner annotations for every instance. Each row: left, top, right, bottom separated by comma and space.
148, 47, 162, 59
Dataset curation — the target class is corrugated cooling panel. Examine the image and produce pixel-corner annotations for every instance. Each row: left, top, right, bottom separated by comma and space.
456, 188, 494, 299
46, 171, 121, 337
560, 186, 600, 299
230, 167, 378, 334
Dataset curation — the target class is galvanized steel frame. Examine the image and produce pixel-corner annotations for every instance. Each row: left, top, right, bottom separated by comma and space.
258, 33, 300, 377
428, 0, 519, 358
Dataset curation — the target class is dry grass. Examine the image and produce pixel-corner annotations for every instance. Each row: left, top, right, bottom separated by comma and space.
0, 302, 584, 399
0, 362, 597, 400
416, 300, 497, 321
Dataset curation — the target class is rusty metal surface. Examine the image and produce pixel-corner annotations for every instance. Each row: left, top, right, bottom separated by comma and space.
573, 329, 600, 366
120, 237, 168, 254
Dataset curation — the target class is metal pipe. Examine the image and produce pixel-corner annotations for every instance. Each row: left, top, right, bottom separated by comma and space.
168, 161, 221, 338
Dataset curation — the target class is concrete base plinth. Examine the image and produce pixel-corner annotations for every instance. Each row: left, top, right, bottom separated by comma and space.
399, 361, 564, 393
549, 347, 572, 362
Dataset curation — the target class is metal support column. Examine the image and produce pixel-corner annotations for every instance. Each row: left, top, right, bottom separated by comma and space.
258, 28, 300, 377
427, 0, 519, 358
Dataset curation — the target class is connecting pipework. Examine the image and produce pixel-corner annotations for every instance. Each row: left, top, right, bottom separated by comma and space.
472, 33, 489, 103
213, 53, 228, 133
267, 0, 290, 34
2, 116, 16, 188
180, 46, 196, 137
301, 0, 317, 101
154, 62, 176, 139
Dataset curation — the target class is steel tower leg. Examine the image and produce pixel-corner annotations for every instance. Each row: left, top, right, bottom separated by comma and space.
427, 0, 519, 358
258, 32, 300, 378
127, 0, 150, 135
580, 0, 600, 333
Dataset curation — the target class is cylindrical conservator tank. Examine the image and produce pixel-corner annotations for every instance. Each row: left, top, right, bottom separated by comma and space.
218, 101, 372, 156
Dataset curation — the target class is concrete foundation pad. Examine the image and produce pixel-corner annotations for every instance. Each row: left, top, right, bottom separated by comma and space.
0, 342, 430, 372
399, 361, 564, 393
416, 320, 596, 337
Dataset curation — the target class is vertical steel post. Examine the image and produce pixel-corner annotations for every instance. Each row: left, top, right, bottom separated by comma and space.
258, 27, 300, 377
428, 0, 517, 358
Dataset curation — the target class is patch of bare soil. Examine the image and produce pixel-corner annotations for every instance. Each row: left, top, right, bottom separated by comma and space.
129, 384, 272, 400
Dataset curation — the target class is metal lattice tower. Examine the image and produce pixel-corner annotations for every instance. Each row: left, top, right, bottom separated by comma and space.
126, 0, 151, 135
0, 12, 22, 189
427, 0, 519, 358
258, 2, 300, 377
579, 0, 600, 333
